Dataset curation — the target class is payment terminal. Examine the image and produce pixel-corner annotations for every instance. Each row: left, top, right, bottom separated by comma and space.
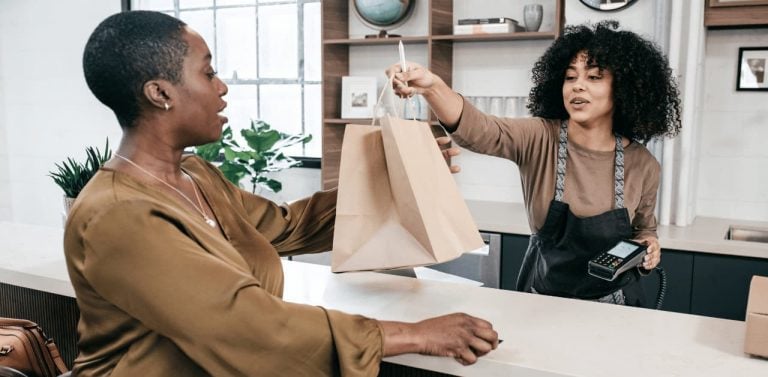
587, 240, 647, 281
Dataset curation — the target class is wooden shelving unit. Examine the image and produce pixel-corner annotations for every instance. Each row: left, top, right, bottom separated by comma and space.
704, 0, 768, 28
321, 0, 565, 189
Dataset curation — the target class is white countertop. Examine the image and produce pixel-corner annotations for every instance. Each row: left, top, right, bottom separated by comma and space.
466, 200, 768, 260
283, 261, 767, 377
0, 222, 73, 297
1, 221, 766, 376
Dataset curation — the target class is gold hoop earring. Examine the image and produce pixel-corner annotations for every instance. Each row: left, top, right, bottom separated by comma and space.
164, 103, 170, 111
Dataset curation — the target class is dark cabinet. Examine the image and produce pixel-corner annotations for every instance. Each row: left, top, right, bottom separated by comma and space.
640, 250, 693, 313
691, 253, 768, 321
500, 234, 531, 291
483, 229, 768, 321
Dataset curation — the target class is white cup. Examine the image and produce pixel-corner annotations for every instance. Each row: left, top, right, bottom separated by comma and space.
489, 97, 504, 117
504, 97, 518, 118
474, 96, 490, 113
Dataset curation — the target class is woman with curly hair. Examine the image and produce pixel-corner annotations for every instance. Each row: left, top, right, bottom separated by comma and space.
388, 20, 681, 306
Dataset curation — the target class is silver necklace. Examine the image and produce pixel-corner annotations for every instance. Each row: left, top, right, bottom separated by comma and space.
114, 153, 217, 228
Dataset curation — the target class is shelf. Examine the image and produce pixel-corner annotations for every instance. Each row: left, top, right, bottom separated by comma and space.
324, 118, 372, 124
323, 36, 430, 46
324, 33, 557, 46
432, 32, 558, 42
324, 118, 439, 126
704, 2, 768, 28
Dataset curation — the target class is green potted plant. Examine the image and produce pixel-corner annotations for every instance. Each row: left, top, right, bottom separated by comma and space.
195, 120, 312, 194
49, 139, 112, 213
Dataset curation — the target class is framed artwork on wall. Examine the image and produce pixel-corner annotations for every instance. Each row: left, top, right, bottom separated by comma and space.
341, 76, 378, 119
737, 47, 768, 91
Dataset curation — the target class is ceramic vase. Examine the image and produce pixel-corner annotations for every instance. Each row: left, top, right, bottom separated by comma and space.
524, 4, 543, 32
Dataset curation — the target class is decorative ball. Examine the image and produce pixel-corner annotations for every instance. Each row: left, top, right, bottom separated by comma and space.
353, 0, 415, 29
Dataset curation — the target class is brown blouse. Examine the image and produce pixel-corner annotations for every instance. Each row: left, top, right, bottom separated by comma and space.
64, 156, 382, 377
450, 97, 659, 240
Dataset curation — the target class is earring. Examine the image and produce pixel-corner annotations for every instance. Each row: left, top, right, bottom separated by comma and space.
164, 103, 170, 111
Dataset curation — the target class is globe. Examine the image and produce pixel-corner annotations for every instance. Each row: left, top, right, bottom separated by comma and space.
353, 0, 415, 33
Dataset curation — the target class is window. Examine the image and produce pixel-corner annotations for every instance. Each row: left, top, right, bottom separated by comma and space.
128, 0, 322, 161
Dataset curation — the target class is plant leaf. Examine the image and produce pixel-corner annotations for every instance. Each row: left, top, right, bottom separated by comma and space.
218, 161, 249, 186
191, 119, 312, 195
263, 179, 282, 193
196, 141, 222, 161
48, 138, 112, 198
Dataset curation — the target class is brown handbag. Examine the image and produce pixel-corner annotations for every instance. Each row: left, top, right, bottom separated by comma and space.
0, 318, 68, 377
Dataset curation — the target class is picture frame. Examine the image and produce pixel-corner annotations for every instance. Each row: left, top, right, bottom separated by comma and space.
341, 76, 378, 119
737, 47, 768, 91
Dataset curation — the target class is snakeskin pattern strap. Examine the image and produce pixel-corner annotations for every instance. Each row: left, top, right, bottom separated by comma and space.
614, 135, 625, 209
554, 121, 625, 209
554, 121, 568, 202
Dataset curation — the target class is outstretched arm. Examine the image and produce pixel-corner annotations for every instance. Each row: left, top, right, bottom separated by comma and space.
386, 61, 464, 129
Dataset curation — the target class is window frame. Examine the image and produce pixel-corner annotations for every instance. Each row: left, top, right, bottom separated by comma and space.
123, 0, 322, 168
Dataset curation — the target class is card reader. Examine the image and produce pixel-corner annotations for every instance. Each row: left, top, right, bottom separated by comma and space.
587, 240, 647, 281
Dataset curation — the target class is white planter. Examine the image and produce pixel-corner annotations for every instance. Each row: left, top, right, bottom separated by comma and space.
62, 196, 76, 225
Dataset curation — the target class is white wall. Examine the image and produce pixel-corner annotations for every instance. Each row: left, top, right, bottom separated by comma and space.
0, 0, 123, 227
696, 28, 768, 222
0, 34, 10, 220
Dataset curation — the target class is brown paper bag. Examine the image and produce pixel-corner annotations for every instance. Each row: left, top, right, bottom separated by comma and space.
331, 115, 484, 272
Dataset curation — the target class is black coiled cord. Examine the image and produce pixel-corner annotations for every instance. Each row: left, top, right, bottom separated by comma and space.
654, 267, 667, 310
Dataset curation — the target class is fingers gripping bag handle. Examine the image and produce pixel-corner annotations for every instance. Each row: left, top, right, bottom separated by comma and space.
371, 73, 418, 126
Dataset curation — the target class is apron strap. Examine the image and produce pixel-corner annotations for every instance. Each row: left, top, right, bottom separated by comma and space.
554, 121, 568, 202
554, 121, 625, 209
614, 135, 625, 208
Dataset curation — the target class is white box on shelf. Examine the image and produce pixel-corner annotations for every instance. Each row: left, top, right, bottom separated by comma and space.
454, 22, 524, 35
341, 76, 377, 119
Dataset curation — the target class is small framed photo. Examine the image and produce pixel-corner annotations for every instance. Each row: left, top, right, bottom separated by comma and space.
341, 76, 377, 119
737, 47, 768, 91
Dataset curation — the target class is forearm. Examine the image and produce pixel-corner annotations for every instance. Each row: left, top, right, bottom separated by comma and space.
421, 74, 464, 130
379, 320, 421, 357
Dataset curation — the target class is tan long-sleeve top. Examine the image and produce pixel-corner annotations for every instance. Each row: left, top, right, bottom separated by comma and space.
450, 98, 659, 239
63, 156, 382, 377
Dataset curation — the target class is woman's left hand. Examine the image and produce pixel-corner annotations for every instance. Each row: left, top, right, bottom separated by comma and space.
436, 136, 461, 173
634, 236, 661, 270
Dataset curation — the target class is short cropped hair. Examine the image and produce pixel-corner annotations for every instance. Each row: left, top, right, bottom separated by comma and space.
83, 11, 188, 128
527, 20, 682, 143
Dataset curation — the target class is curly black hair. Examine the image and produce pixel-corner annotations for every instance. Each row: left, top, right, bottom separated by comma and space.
527, 20, 681, 143
83, 11, 188, 129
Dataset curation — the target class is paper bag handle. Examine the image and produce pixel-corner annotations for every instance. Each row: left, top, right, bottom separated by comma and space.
372, 73, 417, 126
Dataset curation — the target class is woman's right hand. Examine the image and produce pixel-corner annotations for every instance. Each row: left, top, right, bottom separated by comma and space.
380, 313, 499, 365
385, 61, 436, 98
384, 61, 464, 128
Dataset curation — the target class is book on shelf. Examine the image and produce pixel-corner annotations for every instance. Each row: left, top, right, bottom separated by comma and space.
454, 22, 525, 35
457, 17, 519, 25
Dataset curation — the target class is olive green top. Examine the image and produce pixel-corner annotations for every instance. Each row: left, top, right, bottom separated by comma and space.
64, 156, 382, 377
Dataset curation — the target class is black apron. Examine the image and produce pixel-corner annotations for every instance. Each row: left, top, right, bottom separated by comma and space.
516, 121, 646, 306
